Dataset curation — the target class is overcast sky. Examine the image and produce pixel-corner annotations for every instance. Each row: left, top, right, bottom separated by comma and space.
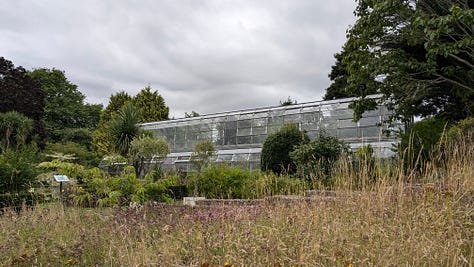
0, 0, 356, 118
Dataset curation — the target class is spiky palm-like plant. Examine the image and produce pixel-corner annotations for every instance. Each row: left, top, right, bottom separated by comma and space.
0, 111, 33, 151
109, 103, 140, 157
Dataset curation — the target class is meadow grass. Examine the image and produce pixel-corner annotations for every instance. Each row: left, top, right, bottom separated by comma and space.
0, 139, 472, 266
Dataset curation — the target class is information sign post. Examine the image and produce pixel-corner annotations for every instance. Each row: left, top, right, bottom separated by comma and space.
54, 175, 70, 200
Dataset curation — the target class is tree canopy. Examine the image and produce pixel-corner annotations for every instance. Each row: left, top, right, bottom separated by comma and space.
92, 87, 169, 156
328, 0, 473, 123
29, 68, 102, 141
0, 57, 46, 142
133, 86, 169, 123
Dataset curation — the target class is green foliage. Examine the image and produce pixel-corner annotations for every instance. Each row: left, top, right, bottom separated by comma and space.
195, 164, 257, 199
132, 86, 169, 123
38, 159, 99, 185
342, 0, 473, 122
0, 192, 47, 209
59, 128, 94, 150
190, 139, 216, 171
251, 173, 307, 198
144, 175, 180, 203
109, 103, 141, 157
190, 139, 216, 197
280, 96, 297, 106
290, 133, 351, 183
0, 147, 38, 193
129, 135, 170, 177
0, 57, 46, 144
439, 117, 474, 146
98, 154, 128, 175
29, 68, 102, 142
354, 144, 376, 183
92, 87, 169, 156
356, 144, 375, 163
92, 91, 132, 155
43, 141, 101, 168
260, 123, 309, 175
398, 117, 449, 170
184, 111, 200, 118
0, 111, 34, 151
192, 164, 307, 199
324, 50, 377, 101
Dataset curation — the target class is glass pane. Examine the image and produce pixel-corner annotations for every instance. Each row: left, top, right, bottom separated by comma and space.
251, 135, 267, 144
237, 119, 251, 128
338, 128, 358, 139
217, 154, 233, 161
237, 136, 251, 145
359, 126, 381, 139
233, 153, 249, 161
237, 127, 251, 136
252, 126, 267, 135
339, 119, 357, 128
249, 153, 260, 161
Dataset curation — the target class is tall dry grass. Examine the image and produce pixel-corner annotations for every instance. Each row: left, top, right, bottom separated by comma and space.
0, 136, 472, 266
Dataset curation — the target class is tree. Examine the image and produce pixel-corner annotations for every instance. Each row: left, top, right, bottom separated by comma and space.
92, 91, 132, 155
109, 103, 141, 157
132, 86, 169, 123
260, 123, 309, 175
342, 0, 473, 123
190, 139, 216, 197
280, 96, 297, 106
185, 111, 200, 118
0, 57, 46, 143
93, 87, 169, 156
324, 50, 378, 101
29, 68, 102, 141
129, 135, 170, 177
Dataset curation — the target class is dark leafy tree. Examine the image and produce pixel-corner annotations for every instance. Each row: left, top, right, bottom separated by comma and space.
342, 0, 473, 123
29, 68, 102, 141
0, 57, 46, 143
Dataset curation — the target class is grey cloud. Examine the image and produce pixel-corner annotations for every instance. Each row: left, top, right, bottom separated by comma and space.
0, 0, 356, 118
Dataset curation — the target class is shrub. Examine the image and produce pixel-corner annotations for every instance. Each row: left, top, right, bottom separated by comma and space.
0, 192, 46, 209
290, 133, 350, 183
261, 123, 309, 175
248, 173, 308, 198
43, 141, 101, 168
398, 117, 449, 170
144, 175, 180, 203
439, 117, 474, 146
196, 164, 257, 199
0, 147, 38, 193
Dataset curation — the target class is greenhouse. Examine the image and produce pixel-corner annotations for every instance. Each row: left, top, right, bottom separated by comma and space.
141, 95, 400, 171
